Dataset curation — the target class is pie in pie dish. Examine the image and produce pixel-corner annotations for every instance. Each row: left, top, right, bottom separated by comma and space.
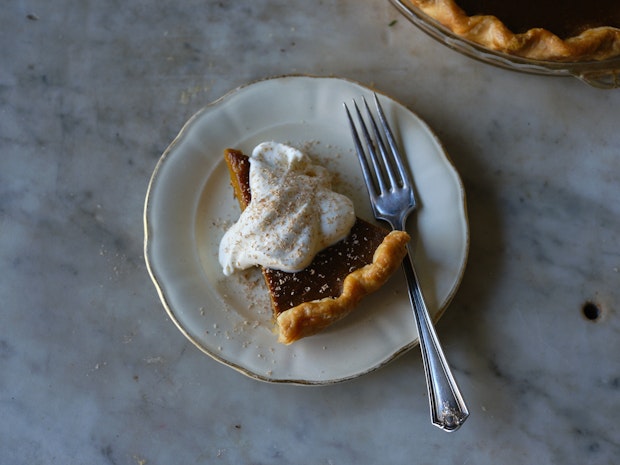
396, 0, 620, 61
222, 147, 410, 344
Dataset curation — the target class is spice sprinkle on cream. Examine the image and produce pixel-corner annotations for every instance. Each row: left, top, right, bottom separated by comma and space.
219, 142, 356, 275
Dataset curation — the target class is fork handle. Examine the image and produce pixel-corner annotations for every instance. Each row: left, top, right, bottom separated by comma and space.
401, 245, 469, 431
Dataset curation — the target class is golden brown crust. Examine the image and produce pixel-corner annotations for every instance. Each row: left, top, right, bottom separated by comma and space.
224, 148, 251, 209
276, 230, 410, 344
405, 0, 620, 61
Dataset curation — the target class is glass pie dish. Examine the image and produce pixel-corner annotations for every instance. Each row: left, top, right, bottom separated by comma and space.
389, 0, 620, 89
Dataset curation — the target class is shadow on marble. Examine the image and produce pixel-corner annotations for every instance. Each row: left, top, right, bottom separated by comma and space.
432, 132, 509, 412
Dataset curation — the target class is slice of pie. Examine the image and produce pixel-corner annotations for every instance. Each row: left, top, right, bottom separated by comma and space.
223, 148, 410, 344
398, 0, 620, 61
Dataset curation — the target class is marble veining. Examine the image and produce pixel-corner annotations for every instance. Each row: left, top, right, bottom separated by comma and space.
1, 0, 619, 464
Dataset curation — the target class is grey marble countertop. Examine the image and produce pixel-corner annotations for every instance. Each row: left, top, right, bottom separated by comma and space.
2, 1, 619, 464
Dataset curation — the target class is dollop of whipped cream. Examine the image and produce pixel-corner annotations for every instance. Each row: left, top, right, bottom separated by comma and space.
219, 142, 356, 275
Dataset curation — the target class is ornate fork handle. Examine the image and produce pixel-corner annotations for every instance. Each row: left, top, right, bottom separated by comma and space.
401, 242, 468, 431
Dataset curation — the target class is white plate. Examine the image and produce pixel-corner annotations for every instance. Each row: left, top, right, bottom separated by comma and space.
144, 75, 468, 384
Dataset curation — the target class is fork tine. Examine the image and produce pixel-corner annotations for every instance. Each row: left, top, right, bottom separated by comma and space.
344, 103, 378, 199
352, 99, 389, 194
372, 93, 411, 188
363, 96, 401, 190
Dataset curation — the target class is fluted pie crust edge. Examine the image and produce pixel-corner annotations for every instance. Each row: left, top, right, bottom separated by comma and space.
404, 0, 620, 61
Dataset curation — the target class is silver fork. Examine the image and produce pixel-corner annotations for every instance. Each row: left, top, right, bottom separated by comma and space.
344, 94, 469, 432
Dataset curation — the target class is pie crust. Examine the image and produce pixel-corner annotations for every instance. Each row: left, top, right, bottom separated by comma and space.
402, 0, 620, 61
223, 148, 410, 344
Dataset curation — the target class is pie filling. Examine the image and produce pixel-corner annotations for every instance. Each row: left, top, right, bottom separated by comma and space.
222, 147, 410, 344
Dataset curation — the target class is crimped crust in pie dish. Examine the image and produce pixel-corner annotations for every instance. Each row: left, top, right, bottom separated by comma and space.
223, 148, 410, 345
400, 0, 620, 61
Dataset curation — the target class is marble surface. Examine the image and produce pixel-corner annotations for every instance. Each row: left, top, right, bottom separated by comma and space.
2, 1, 619, 464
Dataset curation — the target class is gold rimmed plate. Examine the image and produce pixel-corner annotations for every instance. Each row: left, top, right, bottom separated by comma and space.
144, 75, 468, 384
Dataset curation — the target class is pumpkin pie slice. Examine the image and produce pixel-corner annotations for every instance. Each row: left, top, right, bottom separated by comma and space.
223, 148, 410, 344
